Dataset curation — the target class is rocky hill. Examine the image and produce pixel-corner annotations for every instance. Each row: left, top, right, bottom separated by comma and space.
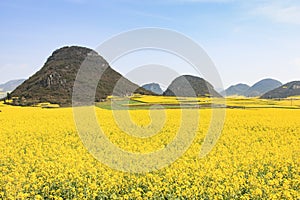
260, 81, 300, 99
221, 83, 250, 96
11, 46, 152, 106
142, 83, 163, 95
163, 75, 222, 97
244, 78, 282, 97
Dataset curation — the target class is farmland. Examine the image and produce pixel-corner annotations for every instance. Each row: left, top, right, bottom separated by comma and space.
0, 98, 299, 199
97, 95, 300, 110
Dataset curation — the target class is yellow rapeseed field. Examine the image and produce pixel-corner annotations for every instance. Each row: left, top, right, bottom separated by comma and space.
0, 101, 299, 199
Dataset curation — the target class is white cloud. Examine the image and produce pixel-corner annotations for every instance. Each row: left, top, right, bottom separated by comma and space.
253, 1, 300, 25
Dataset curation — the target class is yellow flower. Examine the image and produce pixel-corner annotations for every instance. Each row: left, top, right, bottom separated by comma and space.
253, 188, 263, 196
0, 99, 299, 199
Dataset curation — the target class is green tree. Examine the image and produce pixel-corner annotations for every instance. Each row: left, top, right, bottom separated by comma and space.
7, 92, 11, 100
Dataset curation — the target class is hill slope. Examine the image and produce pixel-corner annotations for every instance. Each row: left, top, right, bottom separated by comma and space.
260, 81, 300, 99
11, 46, 151, 106
142, 83, 163, 95
244, 78, 282, 97
163, 75, 222, 97
221, 83, 250, 96
0, 79, 25, 92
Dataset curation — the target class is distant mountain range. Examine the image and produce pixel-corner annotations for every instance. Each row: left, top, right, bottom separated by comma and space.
244, 79, 282, 97
0, 79, 25, 92
163, 75, 221, 97
261, 81, 300, 99
5, 45, 299, 106
222, 79, 300, 99
9, 46, 222, 106
221, 83, 250, 96
142, 83, 163, 95
11, 46, 152, 106
222, 79, 282, 97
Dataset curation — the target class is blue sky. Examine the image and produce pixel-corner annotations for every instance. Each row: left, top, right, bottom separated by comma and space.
0, 0, 300, 88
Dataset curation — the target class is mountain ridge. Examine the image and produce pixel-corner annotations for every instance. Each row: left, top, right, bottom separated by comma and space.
244, 78, 282, 97
260, 81, 300, 99
221, 83, 250, 96
0, 79, 25, 92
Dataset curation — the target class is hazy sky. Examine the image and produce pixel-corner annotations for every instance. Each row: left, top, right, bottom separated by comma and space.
0, 0, 300, 88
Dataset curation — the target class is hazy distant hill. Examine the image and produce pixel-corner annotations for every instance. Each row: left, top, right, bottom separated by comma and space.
163, 75, 222, 97
11, 46, 152, 106
244, 79, 282, 97
0, 79, 25, 92
142, 83, 163, 95
221, 83, 250, 96
260, 81, 300, 99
